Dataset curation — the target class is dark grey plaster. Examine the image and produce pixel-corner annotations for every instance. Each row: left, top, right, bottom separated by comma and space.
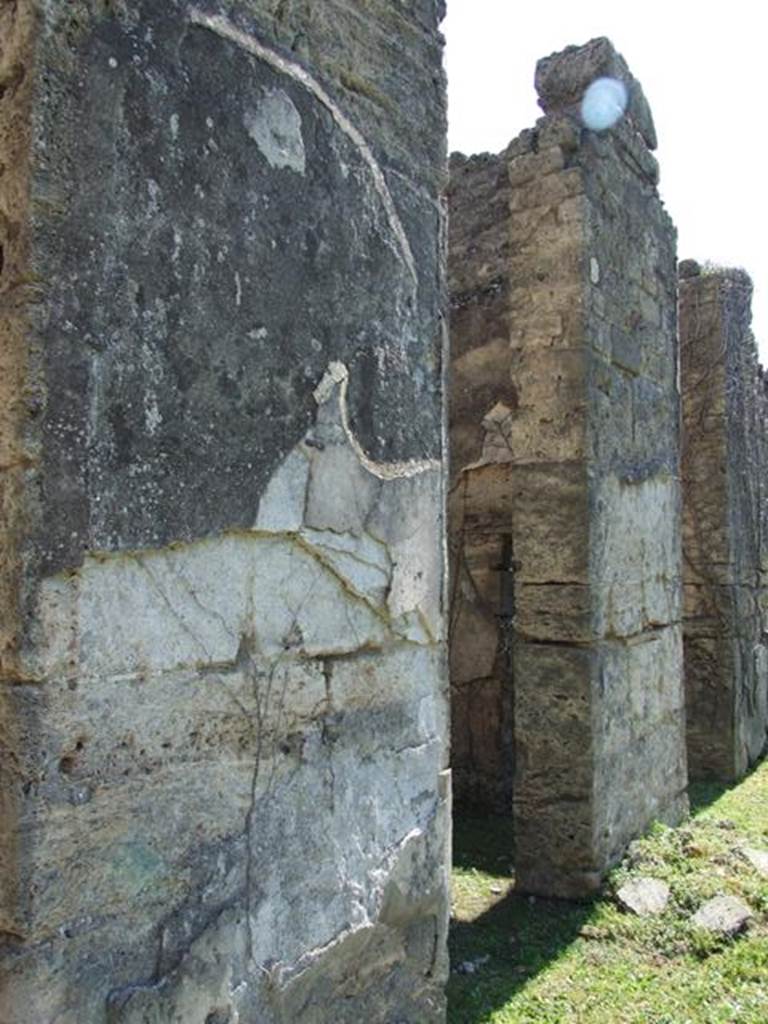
32, 1, 443, 572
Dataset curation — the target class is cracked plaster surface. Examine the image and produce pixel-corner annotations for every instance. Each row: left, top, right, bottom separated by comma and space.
2, 1, 449, 1016
32, 361, 444, 682
9, 361, 449, 1020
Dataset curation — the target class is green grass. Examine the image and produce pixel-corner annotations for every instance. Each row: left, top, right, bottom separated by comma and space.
448, 760, 768, 1023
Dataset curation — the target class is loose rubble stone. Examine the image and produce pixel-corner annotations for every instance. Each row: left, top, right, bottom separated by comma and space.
456, 955, 491, 975
616, 878, 671, 917
742, 848, 768, 877
691, 896, 754, 936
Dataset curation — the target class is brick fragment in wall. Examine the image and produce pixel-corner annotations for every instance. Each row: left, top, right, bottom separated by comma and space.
0, 2, 449, 1020
680, 268, 768, 781
448, 37, 686, 897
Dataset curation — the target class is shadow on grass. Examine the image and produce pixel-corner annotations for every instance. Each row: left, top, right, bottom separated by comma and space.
688, 778, 732, 816
452, 814, 517, 875
448, 814, 594, 1024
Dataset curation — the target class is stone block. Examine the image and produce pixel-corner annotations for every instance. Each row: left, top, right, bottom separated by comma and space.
512, 462, 589, 583
515, 583, 592, 643
535, 37, 657, 150
508, 348, 588, 463
508, 145, 566, 187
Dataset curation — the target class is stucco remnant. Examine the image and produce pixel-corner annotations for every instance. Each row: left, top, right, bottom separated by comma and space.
0, 1, 449, 1020
680, 263, 768, 780
448, 37, 687, 898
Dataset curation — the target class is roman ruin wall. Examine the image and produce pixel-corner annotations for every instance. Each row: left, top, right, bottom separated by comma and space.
449, 38, 688, 898
3, 6, 768, 1016
0, 2, 449, 1020
680, 263, 768, 781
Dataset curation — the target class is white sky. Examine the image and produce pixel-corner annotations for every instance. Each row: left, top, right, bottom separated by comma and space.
444, 0, 768, 359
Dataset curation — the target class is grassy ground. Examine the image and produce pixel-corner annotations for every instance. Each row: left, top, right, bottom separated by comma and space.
448, 759, 768, 1024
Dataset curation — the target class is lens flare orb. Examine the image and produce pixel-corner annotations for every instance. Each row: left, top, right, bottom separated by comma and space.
581, 77, 628, 132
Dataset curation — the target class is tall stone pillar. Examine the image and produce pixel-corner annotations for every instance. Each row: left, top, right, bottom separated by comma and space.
0, 3, 450, 1020
680, 262, 768, 780
449, 38, 687, 898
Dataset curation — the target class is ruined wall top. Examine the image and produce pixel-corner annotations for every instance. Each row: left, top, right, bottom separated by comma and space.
535, 36, 657, 151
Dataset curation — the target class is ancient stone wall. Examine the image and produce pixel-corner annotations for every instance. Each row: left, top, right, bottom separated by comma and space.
448, 148, 516, 812
0, 2, 449, 1020
449, 38, 687, 897
680, 263, 768, 780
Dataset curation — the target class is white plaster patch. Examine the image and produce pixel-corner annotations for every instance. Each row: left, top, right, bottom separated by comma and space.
305, 443, 380, 537
243, 90, 306, 174
591, 473, 681, 638
300, 528, 390, 608
368, 471, 444, 641
481, 401, 515, 464
254, 447, 310, 533
144, 396, 162, 435
37, 535, 390, 679
312, 361, 441, 480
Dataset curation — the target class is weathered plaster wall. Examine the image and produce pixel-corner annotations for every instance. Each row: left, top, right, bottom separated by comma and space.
448, 38, 687, 897
680, 263, 768, 781
0, 2, 450, 1020
448, 149, 515, 812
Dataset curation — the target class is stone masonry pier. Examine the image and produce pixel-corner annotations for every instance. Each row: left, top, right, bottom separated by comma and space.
449, 38, 688, 898
680, 262, 768, 781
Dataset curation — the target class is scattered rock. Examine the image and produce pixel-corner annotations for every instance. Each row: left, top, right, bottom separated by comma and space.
714, 819, 737, 831
489, 885, 503, 895
578, 924, 605, 940
616, 877, 670, 916
691, 896, 753, 936
742, 847, 768, 878
455, 955, 491, 975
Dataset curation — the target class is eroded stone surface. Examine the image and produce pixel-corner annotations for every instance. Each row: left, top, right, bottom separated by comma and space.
743, 848, 768, 878
448, 37, 686, 897
691, 895, 753, 936
616, 877, 670, 917
0, 2, 449, 1020
680, 268, 768, 781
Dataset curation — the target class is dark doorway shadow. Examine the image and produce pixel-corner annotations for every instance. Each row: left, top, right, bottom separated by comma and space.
448, 814, 594, 1024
